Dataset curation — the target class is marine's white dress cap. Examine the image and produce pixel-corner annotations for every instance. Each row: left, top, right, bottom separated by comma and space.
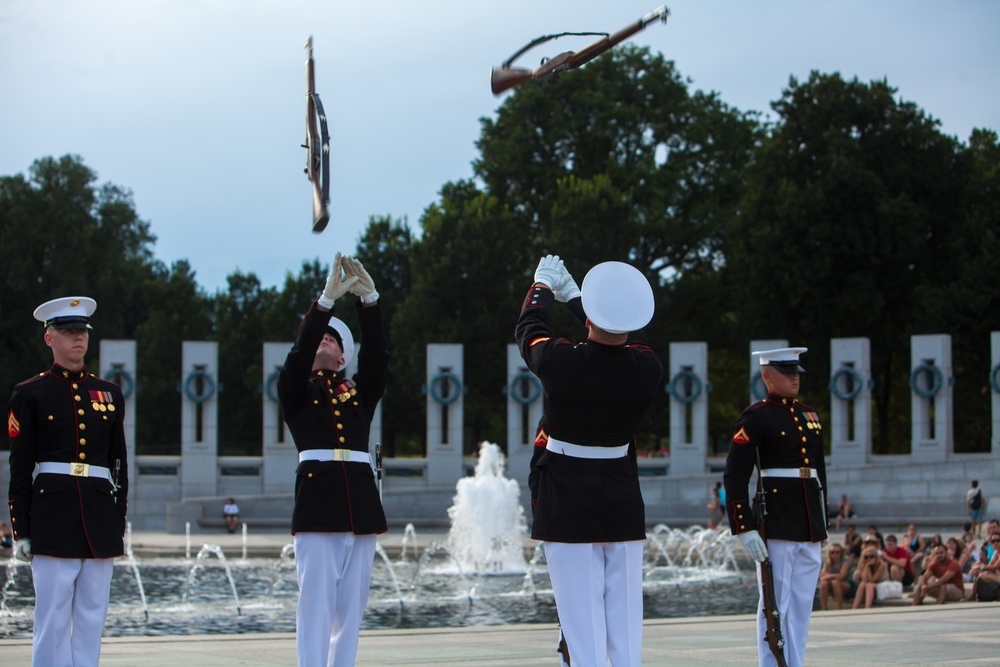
752, 347, 808, 373
33, 296, 97, 329
581, 261, 655, 335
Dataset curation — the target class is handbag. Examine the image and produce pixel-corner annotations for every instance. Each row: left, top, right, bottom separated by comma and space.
875, 580, 903, 601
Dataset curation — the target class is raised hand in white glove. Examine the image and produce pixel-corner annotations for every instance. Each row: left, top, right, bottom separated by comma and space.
533, 255, 563, 289
342, 256, 379, 304
14, 538, 32, 562
738, 530, 768, 562
553, 260, 582, 303
318, 252, 359, 309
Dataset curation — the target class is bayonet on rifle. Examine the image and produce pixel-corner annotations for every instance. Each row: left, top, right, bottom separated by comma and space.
490, 5, 669, 95
304, 36, 331, 233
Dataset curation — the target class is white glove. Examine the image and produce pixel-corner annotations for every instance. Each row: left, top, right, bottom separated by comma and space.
738, 530, 768, 562
533, 255, 563, 289
342, 256, 379, 304
553, 260, 582, 303
14, 538, 32, 562
318, 252, 358, 309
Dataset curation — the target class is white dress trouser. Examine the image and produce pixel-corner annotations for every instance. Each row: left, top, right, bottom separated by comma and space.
295, 532, 377, 667
31, 555, 115, 667
756, 540, 822, 667
544, 541, 645, 667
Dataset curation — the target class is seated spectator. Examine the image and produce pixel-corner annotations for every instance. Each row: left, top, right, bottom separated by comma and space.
853, 545, 888, 609
881, 534, 915, 588
962, 535, 982, 583
833, 494, 855, 530
864, 525, 885, 550
860, 533, 881, 559
986, 519, 1000, 560
819, 544, 854, 610
915, 534, 944, 573
223, 497, 240, 533
966, 531, 1000, 601
904, 524, 926, 565
947, 536, 967, 574
843, 524, 862, 567
912, 543, 964, 605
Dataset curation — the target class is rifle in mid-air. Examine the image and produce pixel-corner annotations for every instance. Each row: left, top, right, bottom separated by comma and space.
490, 5, 669, 95
303, 36, 331, 233
754, 452, 788, 667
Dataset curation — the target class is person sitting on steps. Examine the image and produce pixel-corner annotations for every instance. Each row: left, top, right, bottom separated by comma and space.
223, 498, 240, 534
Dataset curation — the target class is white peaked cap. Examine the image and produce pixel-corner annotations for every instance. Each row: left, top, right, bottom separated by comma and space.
752, 347, 808, 372
581, 261, 655, 334
33, 296, 97, 329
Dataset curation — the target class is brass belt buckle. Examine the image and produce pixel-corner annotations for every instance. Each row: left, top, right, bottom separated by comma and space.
332, 449, 348, 462
799, 467, 810, 479
71, 463, 90, 477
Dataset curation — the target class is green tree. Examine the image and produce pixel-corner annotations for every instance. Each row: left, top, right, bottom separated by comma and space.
917, 129, 1000, 452
0, 155, 156, 400
728, 72, 968, 453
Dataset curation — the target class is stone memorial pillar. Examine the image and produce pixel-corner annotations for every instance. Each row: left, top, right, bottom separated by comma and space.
261, 342, 294, 494
99, 340, 137, 492
506, 344, 543, 484
426, 344, 464, 486
910, 334, 953, 462
829, 338, 872, 466
180, 341, 219, 498
667, 342, 709, 476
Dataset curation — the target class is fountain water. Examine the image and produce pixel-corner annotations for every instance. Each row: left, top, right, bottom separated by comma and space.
182, 545, 242, 615
122, 543, 150, 622
0, 444, 757, 638
399, 523, 420, 563
444, 441, 528, 574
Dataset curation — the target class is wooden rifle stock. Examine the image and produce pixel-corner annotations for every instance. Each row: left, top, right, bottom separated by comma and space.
755, 492, 789, 667
490, 5, 668, 95
491, 51, 576, 94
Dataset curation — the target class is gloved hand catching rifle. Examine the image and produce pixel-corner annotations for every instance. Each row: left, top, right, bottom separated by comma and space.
342, 256, 380, 304
317, 252, 359, 309
534, 254, 582, 303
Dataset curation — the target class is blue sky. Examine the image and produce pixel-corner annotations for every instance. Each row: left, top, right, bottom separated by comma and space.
2, 0, 997, 293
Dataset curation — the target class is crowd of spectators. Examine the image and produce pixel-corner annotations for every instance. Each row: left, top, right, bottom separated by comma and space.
817, 515, 1000, 609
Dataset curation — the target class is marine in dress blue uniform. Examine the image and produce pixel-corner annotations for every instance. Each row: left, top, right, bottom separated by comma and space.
517, 256, 662, 667
278, 254, 388, 667
723, 347, 828, 667
7, 296, 128, 667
